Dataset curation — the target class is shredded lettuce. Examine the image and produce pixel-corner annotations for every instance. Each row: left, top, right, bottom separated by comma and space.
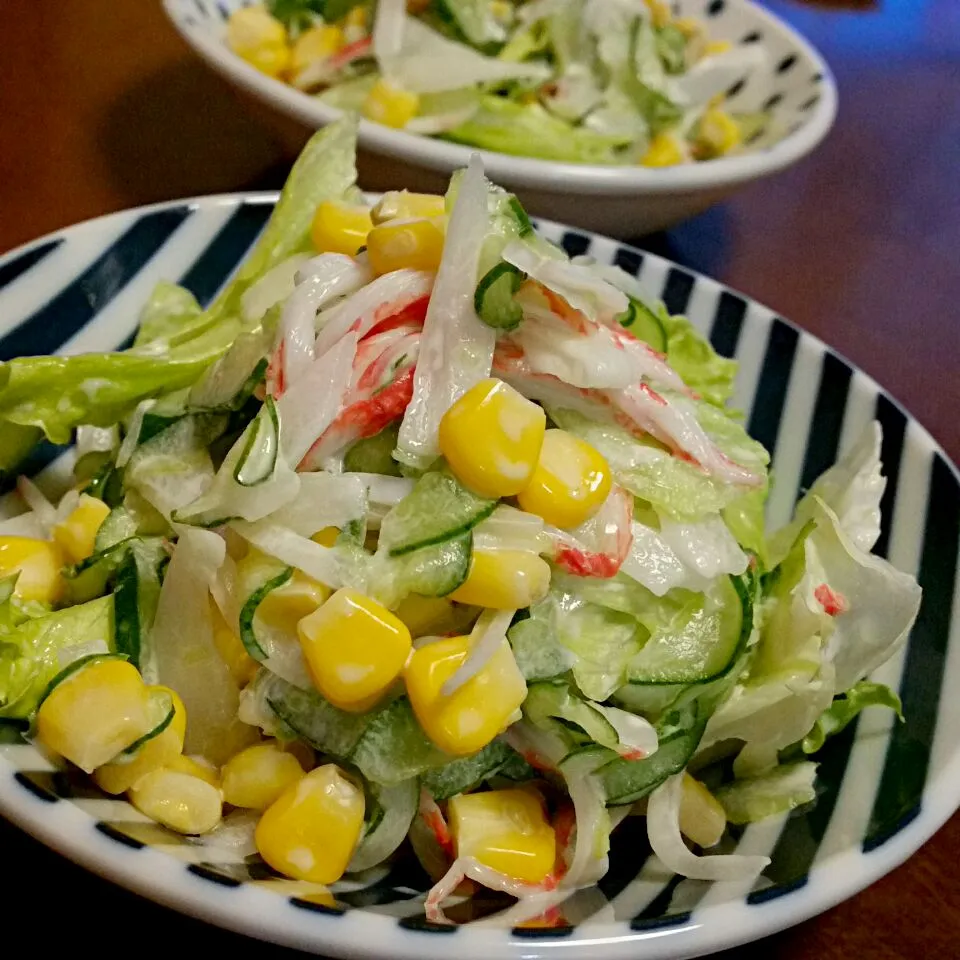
801, 680, 903, 755
714, 761, 819, 826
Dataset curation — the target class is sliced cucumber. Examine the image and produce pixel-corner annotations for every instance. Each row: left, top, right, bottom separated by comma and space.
421, 739, 518, 801
239, 567, 294, 662
475, 261, 524, 331
524, 681, 619, 751
508, 195, 534, 237
617, 296, 667, 352
36, 652, 127, 712
263, 673, 371, 758
114, 687, 175, 761
378, 471, 495, 557
188, 326, 270, 411
625, 575, 745, 685
374, 533, 472, 607
558, 743, 618, 778
113, 542, 166, 678
94, 507, 139, 553
234, 397, 280, 487
343, 424, 402, 477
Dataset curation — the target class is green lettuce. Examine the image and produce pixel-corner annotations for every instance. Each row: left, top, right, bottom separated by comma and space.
800, 680, 903, 755
0, 117, 360, 450
715, 761, 818, 825
659, 309, 738, 408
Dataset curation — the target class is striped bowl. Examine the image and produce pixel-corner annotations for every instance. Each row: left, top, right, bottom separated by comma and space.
0, 196, 957, 959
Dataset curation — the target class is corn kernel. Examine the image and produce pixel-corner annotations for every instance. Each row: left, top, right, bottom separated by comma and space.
449, 549, 551, 610
343, 5, 368, 30
696, 107, 742, 158
643, 0, 670, 28
371, 191, 446, 225
394, 595, 465, 638
94, 686, 187, 795
516, 429, 612, 530
298, 588, 411, 711
0, 536, 63, 604
52, 494, 110, 564
291, 24, 343, 73
129, 767, 223, 835
362, 79, 420, 129
226, 6, 291, 78
222, 742, 305, 811
255, 763, 365, 883
405, 634, 526, 756
673, 16, 701, 39
311, 527, 340, 549
279, 738, 315, 771
211, 601, 259, 687
640, 132, 689, 168
449, 789, 556, 884
261, 571, 331, 634
36, 659, 152, 773
439, 378, 546, 499
679, 773, 726, 848
366, 218, 445, 276
168, 753, 221, 787
310, 201, 373, 256
705, 39, 732, 56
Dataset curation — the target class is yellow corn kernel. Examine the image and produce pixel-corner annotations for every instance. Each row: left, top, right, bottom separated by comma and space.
211, 601, 259, 687
679, 773, 727, 848
673, 16, 701, 39
222, 741, 305, 811
279, 738, 315, 771
36, 659, 152, 773
490, 0, 511, 19
516, 429, 612, 530
261, 571, 331, 634
226, 6, 291, 78
290, 24, 343, 72
405, 634, 526, 756
643, 0, 670, 28
371, 191, 446, 225
129, 767, 223, 835
640, 132, 689, 168
255, 763, 365, 883
298, 588, 411, 711
311, 201, 373, 256
449, 549, 551, 610
362, 79, 420, 129
696, 107, 742, 158
449, 789, 556, 884
344, 5, 368, 30
705, 39, 732, 56
365, 218, 445, 276
0, 536, 63, 604
312, 526, 340, 548
167, 753, 221, 787
94, 686, 187, 795
439, 378, 546, 499
52, 494, 110, 564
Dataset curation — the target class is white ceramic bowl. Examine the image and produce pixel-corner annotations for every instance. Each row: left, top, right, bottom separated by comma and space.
163, 0, 837, 237
0, 194, 956, 959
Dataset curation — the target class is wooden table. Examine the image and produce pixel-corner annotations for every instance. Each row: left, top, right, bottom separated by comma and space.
1, 1, 958, 956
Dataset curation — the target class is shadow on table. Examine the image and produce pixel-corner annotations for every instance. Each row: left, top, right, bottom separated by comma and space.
627, 202, 734, 281
94, 57, 294, 207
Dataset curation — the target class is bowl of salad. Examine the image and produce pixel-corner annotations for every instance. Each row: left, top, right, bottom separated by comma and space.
163, 0, 837, 237
0, 119, 953, 960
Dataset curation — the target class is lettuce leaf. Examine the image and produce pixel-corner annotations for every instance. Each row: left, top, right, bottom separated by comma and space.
659, 308, 738, 408
0, 117, 360, 448
801, 680, 903, 755
714, 761, 818, 825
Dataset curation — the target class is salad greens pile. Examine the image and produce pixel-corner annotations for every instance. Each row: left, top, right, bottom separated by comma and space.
0, 118, 920, 917
225, 0, 770, 165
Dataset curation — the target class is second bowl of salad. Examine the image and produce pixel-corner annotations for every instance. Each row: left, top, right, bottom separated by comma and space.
164, 0, 836, 236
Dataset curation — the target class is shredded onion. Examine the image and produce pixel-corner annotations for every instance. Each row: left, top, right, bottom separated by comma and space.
115, 399, 155, 469
232, 521, 343, 588
646, 773, 770, 881
15, 476, 57, 530
440, 608, 515, 697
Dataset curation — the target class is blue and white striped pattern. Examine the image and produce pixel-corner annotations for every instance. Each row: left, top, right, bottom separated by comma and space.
0, 198, 957, 960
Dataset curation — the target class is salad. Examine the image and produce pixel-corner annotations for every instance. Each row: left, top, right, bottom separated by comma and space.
0, 118, 920, 923
225, 0, 769, 165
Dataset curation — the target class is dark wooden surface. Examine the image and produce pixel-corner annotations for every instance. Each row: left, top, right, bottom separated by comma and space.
1, 0, 958, 956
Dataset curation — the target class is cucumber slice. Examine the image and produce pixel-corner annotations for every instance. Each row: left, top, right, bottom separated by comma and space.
378, 471, 496, 557
617, 296, 667, 352
524, 681, 620, 751
625, 575, 745, 685
508, 195, 534, 237
94, 507, 139, 553
374, 533, 471, 607
263, 673, 371, 758
239, 567, 294, 661
114, 687, 175, 761
343, 424, 402, 477
234, 397, 280, 487
421, 739, 519, 801
113, 541, 167, 678
36, 652, 128, 712
475, 261, 524, 331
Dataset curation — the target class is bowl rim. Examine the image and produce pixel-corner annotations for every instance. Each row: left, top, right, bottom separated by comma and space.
0, 192, 957, 960
162, 0, 838, 195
